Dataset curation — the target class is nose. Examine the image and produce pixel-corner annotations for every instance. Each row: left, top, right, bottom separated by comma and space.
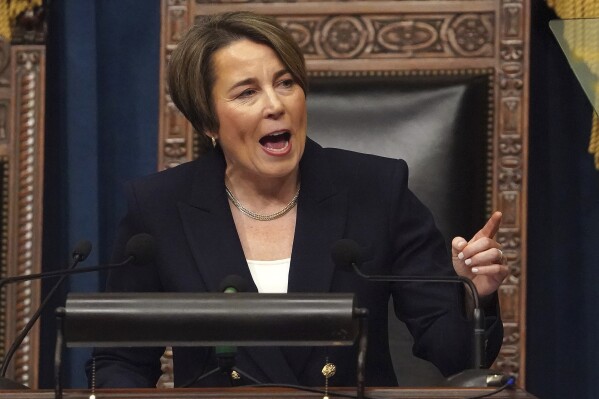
263, 88, 284, 119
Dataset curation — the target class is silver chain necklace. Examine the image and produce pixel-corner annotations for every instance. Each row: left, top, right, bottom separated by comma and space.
225, 184, 300, 221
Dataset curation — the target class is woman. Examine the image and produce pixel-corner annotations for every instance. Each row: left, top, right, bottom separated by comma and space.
90, 11, 508, 388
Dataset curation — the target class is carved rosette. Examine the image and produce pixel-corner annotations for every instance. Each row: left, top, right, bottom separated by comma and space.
11, 48, 44, 386
279, 13, 495, 60
494, 0, 528, 381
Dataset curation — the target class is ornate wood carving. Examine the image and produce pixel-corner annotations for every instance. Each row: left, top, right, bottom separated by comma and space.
495, 0, 528, 382
0, 38, 10, 88
0, 3, 46, 388
0, 43, 45, 392
10, 7, 46, 45
160, 0, 529, 384
159, 0, 194, 169
0, 157, 8, 362
6, 47, 45, 387
276, 13, 495, 59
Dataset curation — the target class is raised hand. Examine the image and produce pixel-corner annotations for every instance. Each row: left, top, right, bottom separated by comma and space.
451, 211, 509, 297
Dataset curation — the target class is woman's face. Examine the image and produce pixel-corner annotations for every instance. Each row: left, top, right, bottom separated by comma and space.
209, 39, 307, 184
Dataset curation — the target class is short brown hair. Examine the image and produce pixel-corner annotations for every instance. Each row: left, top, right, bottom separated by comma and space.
168, 12, 307, 152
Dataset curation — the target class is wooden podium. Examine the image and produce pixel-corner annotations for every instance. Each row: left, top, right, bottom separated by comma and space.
0, 387, 538, 398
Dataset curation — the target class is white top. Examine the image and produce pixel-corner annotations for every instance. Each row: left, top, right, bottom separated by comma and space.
246, 258, 291, 293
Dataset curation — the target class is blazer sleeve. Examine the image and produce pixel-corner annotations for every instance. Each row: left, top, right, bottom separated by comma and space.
87, 181, 165, 388
387, 160, 502, 376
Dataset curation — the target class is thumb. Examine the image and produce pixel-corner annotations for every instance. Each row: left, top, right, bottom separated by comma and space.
452, 236, 468, 257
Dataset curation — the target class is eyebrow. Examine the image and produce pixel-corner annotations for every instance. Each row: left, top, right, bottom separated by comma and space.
227, 69, 291, 92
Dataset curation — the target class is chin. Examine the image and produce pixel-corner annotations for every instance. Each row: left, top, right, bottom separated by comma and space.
260, 163, 299, 180
256, 154, 301, 176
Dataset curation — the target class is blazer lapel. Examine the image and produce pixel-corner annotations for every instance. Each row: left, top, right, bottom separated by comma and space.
177, 149, 254, 293
283, 139, 348, 377
289, 138, 347, 294
176, 148, 299, 384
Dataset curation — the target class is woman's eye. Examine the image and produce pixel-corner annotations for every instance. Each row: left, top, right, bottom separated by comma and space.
237, 88, 257, 98
279, 79, 295, 88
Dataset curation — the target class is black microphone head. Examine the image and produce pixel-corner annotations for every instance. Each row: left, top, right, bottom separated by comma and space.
125, 233, 156, 266
331, 239, 362, 271
72, 240, 92, 261
218, 274, 248, 293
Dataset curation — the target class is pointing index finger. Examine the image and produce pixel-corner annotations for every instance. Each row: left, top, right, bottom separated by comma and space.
470, 211, 502, 242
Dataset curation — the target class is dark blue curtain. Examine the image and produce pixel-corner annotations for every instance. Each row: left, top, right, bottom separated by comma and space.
527, 2, 599, 399
39, 0, 599, 396
42, 0, 159, 388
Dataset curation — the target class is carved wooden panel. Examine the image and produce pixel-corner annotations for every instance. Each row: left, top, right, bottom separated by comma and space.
159, 0, 529, 385
0, 8, 46, 388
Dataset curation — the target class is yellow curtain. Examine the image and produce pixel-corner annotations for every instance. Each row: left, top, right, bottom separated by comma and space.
547, 0, 599, 169
0, 0, 42, 40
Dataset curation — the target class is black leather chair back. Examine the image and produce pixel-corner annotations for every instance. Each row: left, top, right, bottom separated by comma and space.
307, 72, 492, 385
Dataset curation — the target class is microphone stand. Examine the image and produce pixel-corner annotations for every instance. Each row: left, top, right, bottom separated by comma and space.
180, 276, 264, 388
0, 260, 132, 291
182, 346, 263, 387
0, 259, 132, 389
351, 265, 486, 371
331, 238, 511, 387
351, 264, 509, 387
0, 243, 92, 389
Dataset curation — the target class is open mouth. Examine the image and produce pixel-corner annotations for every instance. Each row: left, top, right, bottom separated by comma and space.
259, 131, 291, 151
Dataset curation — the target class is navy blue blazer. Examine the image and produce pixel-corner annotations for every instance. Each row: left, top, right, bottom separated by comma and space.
91, 138, 502, 388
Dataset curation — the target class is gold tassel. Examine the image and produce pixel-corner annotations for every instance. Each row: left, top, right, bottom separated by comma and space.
546, 0, 599, 169
0, 0, 43, 40
0, 0, 11, 40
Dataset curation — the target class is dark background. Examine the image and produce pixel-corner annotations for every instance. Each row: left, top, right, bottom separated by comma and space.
39, 1, 599, 398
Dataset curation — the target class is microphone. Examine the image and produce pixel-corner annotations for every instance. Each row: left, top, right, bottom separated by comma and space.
216, 275, 249, 359
0, 240, 92, 389
331, 239, 512, 388
218, 274, 249, 294
0, 233, 155, 290
122, 233, 156, 266
0, 233, 155, 388
215, 275, 246, 367
182, 275, 261, 387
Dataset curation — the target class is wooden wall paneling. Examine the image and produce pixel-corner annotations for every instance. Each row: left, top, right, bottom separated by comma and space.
159, 0, 529, 385
0, 6, 46, 388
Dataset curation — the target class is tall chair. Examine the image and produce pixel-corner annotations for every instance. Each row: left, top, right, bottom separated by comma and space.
158, 0, 530, 387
